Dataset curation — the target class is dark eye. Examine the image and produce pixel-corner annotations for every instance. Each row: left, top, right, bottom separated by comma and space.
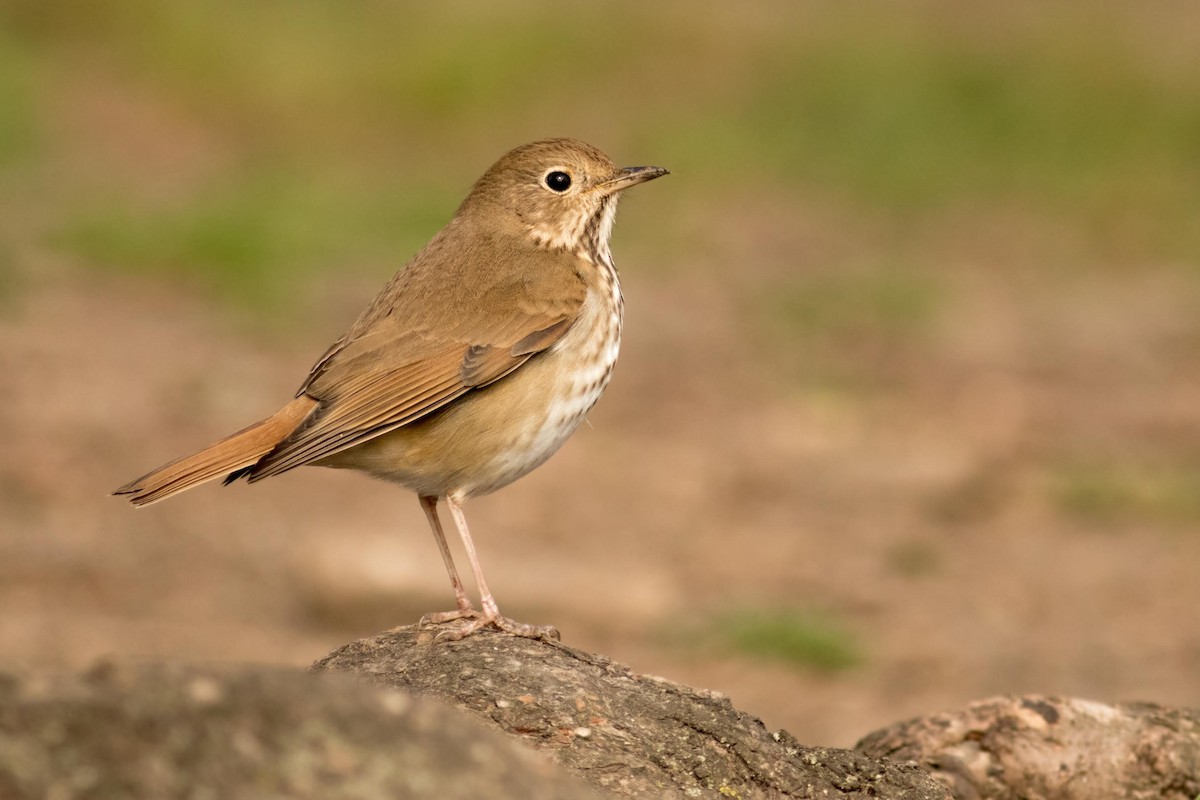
544, 171, 572, 192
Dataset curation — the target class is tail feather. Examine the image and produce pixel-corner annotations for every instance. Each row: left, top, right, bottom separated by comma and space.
113, 396, 319, 507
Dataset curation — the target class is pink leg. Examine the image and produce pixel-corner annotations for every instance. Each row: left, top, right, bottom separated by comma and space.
439, 493, 559, 641
417, 494, 478, 625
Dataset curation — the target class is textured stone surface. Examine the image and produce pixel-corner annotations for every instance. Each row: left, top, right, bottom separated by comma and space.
0, 661, 599, 799
314, 624, 950, 799
858, 694, 1200, 800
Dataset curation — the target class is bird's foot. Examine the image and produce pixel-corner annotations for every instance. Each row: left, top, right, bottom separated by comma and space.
434, 611, 560, 642
418, 603, 480, 628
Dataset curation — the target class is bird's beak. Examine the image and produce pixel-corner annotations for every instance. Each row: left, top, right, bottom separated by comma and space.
596, 165, 670, 195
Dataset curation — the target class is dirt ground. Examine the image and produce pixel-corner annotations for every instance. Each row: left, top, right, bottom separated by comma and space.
3, 1, 1200, 750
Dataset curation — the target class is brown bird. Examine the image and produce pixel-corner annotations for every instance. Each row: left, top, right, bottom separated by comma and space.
114, 138, 668, 640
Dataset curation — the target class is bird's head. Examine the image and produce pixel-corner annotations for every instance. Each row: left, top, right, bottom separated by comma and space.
460, 138, 668, 264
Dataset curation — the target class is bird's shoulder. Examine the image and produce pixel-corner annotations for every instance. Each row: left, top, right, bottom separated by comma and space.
299, 216, 589, 398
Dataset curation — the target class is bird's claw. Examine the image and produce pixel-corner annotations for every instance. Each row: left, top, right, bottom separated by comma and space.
419, 606, 480, 628
424, 612, 560, 642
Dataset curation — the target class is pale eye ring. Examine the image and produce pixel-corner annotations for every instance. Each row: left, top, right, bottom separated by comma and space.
544, 171, 572, 192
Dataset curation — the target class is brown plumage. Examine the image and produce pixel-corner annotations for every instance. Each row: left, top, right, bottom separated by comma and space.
114, 138, 668, 640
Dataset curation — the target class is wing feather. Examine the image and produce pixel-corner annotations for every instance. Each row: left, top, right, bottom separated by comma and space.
247, 222, 588, 480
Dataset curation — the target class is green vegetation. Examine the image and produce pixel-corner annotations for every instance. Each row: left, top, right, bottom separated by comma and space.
687, 24, 1200, 217
716, 609, 862, 673
56, 171, 459, 310
1050, 462, 1200, 526
1, 1, 1197, 315
0, 28, 38, 165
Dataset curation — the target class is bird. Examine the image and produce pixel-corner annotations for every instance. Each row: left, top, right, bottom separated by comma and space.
114, 138, 668, 641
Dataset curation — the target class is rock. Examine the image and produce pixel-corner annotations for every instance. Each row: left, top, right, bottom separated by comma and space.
856, 694, 1200, 800
313, 624, 950, 799
0, 660, 600, 799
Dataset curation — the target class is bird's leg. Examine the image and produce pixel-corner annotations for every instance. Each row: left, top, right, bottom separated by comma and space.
438, 494, 560, 641
416, 494, 479, 626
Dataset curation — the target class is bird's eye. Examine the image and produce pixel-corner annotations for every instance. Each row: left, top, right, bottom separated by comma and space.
544, 171, 572, 192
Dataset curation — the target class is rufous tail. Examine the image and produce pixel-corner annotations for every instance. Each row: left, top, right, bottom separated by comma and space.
113, 396, 319, 507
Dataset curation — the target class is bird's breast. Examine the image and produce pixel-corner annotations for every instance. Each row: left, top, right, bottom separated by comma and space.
467, 278, 623, 496
325, 279, 623, 500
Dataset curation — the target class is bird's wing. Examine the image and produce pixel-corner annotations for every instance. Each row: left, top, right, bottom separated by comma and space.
247, 226, 587, 480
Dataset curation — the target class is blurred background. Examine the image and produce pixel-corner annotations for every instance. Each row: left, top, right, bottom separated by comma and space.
2, 0, 1199, 747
